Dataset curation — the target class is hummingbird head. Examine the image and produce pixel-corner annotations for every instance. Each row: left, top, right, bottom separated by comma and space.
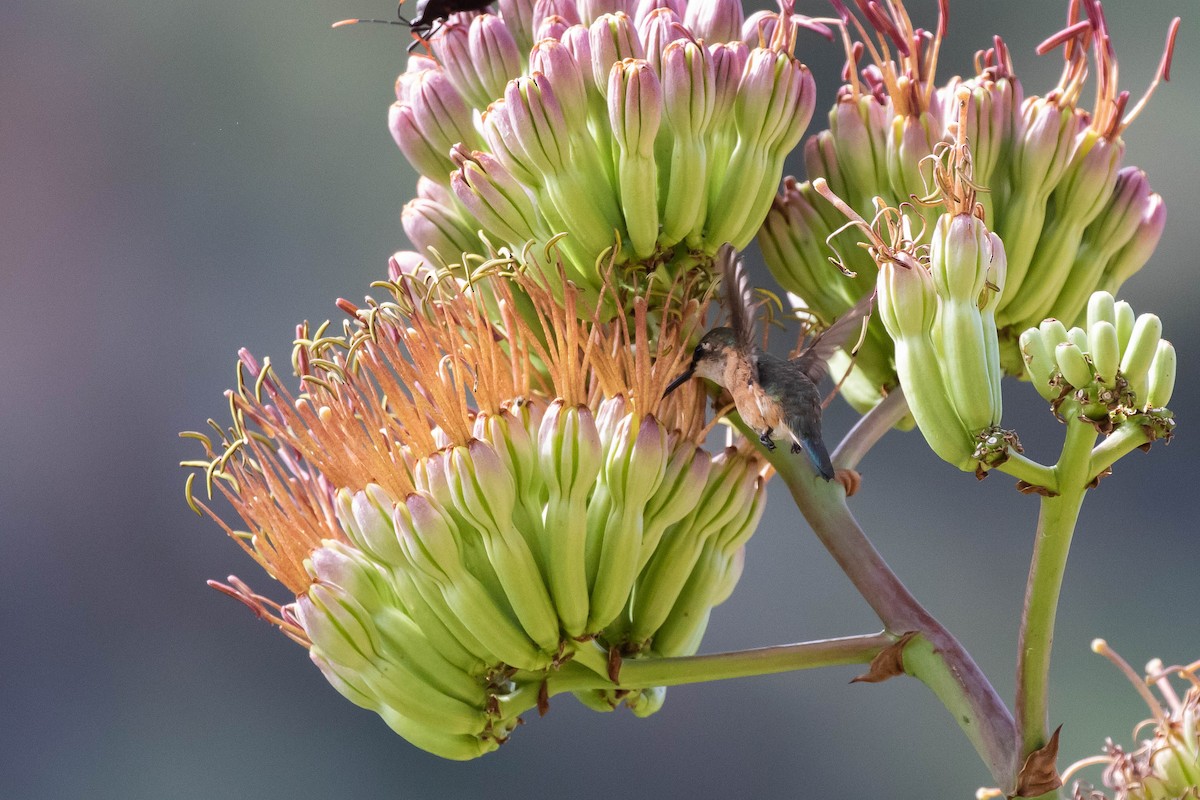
663, 327, 739, 397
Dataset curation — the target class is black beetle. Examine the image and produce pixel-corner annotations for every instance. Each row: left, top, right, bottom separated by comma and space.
335, 0, 495, 51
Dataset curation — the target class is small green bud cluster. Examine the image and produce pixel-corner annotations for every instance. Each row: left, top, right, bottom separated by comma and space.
393, 0, 817, 294
1019, 291, 1176, 430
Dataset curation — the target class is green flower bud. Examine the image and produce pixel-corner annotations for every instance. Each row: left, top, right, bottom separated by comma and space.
538, 401, 604, 637
878, 260, 974, 469
929, 213, 1002, 432
1088, 320, 1120, 386
1086, 291, 1116, 331
1146, 340, 1176, 409
1055, 341, 1094, 391
1119, 313, 1163, 401
1019, 328, 1059, 402
608, 58, 662, 258
587, 413, 669, 631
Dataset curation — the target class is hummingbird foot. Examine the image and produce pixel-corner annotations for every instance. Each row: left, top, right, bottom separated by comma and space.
789, 442, 802, 455
834, 468, 862, 498
758, 429, 776, 451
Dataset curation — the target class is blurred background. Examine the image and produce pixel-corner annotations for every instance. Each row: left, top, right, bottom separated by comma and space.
1, 0, 1196, 797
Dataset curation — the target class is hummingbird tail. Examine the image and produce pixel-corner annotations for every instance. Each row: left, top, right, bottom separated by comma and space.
796, 436, 835, 481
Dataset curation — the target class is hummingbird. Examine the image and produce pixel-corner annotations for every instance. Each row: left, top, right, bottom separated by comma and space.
663, 245, 873, 483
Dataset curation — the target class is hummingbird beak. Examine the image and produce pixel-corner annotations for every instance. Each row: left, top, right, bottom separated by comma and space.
663, 366, 695, 398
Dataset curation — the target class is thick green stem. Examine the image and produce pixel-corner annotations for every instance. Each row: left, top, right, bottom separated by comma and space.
1015, 411, 1094, 759
739, 416, 1019, 792
496, 633, 891, 719
831, 386, 911, 470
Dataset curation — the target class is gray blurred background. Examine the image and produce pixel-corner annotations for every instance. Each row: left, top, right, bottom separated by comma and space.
1, 0, 1196, 797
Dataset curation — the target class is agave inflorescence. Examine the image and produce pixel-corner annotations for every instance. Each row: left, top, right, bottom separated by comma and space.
394, 0, 820, 298
761, 0, 1177, 414
184, 254, 768, 758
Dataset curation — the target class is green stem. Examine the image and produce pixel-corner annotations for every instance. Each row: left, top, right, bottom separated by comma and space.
1015, 410, 1095, 759
738, 416, 1019, 791
1088, 419, 1153, 483
496, 633, 892, 719
995, 448, 1059, 493
831, 386, 911, 471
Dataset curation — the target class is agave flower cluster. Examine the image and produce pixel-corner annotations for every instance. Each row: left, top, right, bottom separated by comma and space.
1064, 642, 1200, 800
393, 0, 818, 296
761, 0, 1176, 414
185, 256, 767, 759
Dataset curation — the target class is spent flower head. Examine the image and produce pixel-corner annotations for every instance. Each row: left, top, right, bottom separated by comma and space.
183, 256, 768, 758
1063, 641, 1200, 800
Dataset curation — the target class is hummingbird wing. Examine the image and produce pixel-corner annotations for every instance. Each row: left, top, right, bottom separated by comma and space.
718, 243, 759, 355
791, 289, 875, 385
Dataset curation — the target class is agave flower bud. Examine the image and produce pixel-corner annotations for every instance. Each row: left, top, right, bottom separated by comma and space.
577, 0, 630, 26
1099, 191, 1167, 296
1021, 292, 1174, 424
636, 7, 684, 73
608, 58, 662, 258
534, 0, 580, 26
538, 400, 604, 637
588, 12, 645, 93
528, 38, 588, 127
995, 4, 1177, 332
497, 0, 537, 53
684, 0, 743, 43
827, 94, 890, 210
630, 448, 761, 649
942, 60, 1021, 224
448, 14, 523, 109
587, 413, 669, 631
1001, 130, 1123, 330
535, 14, 572, 42
393, 69, 483, 183
653, 475, 764, 658
449, 145, 543, 247
389, 102, 453, 184
928, 213, 1005, 433
632, 0, 683, 27
706, 45, 815, 248
878, 260, 974, 470
401, 195, 482, 259
1018, 327, 1059, 402
660, 39, 714, 247
1051, 168, 1157, 325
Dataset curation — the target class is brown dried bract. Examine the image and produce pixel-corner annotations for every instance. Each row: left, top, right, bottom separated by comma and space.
851, 631, 918, 684
1014, 725, 1063, 798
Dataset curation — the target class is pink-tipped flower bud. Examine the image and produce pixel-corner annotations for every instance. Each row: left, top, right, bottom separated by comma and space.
633, 0, 684, 27
529, 38, 588, 127
684, 0, 744, 43
402, 196, 481, 259
589, 13, 645, 94
497, 0, 537, 54
533, 0, 581, 26
449, 145, 542, 245
535, 14, 572, 42
636, 7, 685, 73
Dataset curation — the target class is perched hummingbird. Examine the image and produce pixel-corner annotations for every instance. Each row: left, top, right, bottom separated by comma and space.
663, 245, 873, 481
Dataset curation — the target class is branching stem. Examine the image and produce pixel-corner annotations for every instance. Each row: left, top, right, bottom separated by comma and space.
736, 415, 1019, 792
